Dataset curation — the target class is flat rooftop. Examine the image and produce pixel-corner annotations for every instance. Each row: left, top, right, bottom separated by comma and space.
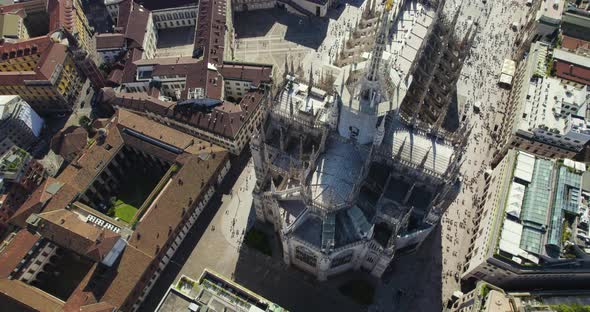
156, 272, 287, 312
517, 77, 587, 133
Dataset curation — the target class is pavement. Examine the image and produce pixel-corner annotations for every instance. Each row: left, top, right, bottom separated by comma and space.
234, 5, 366, 77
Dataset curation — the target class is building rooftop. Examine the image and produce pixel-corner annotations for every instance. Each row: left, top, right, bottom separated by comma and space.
156, 271, 287, 312
0, 36, 68, 86
32, 209, 121, 263
517, 77, 587, 133
0, 230, 40, 279
553, 48, 590, 68
562, 35, 590, 53
49, 126, 88, 162
495, 151, 585, 265
0, 279, 65, 312
4, 108, 229, 311
95, 33, 126, 50
309, 138, 367, 208
0, 13, 21, 39
537, 0, 565, 23
380, 118, 454, 177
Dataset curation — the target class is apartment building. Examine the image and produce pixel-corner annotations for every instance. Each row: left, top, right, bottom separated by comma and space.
492, 42, 590, 166
0, 95, 44, 151
0, 36, 85, 115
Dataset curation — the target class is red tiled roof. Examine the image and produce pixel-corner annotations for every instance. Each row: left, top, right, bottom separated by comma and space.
218, 62, 273, 87
0, 230, 40, 278
0, 2, 27, 17
106, 88, 266, 139
4, 109, 229, 311
562, 35, 590, 51
48, 0, 76, 33
0, 279, 64, 312
132, 0, 196, 10
36, 209, 121, 262
50, 126, 88, 163
0, 38, 67, 86
116, 0, 132, 30
96, 33, 126, 50
123, 2, 150, 47
555, 60, 590, 85
9, 177, 61, 228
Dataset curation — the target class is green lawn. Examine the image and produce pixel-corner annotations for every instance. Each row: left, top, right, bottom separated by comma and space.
113, 200, 138, 223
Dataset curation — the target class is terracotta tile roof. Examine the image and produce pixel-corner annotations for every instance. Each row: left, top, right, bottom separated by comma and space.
99, 245, 152, 308
0, 230, 40, 278
106, 68, 123, 84
0, 38, 67, 86
120, 48, 142, 84
1, 108, 230, 311
218, 62, 273, 87
107, 88, 266, 139
95, 33, 126, 50
128, 148, 228, 256
47, 0, 76, 33
133, 0, 196, 10
115, 0, 132, 30
79, 302, 116, 312
0, 279, 64, 312
562, 35, 590, 51
116, 108, 224, 155
555, 59, 590, 85
57, 126, 124, 190
0, 2, 26, 16
50, 126, 88, 163
36, 209, 121, 262
9, 177, 61, 228
123, 2, 150, 47
62, 263, 99, 311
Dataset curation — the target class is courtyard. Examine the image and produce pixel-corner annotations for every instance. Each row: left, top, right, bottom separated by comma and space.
156, 26, 196, 58
31, 249, 93, 301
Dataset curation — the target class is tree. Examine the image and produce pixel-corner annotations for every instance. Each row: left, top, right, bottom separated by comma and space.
79, 115, 91, 130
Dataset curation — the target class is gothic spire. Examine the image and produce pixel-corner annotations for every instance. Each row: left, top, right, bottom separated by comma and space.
308, 64, 314, 95
284, 55, 289, 77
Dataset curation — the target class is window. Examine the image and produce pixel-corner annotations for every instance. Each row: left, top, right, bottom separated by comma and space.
295, 246, 317, 267
330, 252, 353, 268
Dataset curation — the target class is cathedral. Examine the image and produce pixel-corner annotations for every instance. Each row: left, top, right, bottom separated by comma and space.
251, 0, 473, 280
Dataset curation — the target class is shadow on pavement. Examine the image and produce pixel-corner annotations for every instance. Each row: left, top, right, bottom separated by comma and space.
139, 151, 252, 311
378, 224, 444, 312
233, 243, 369, 312
234, 8, 328, 49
